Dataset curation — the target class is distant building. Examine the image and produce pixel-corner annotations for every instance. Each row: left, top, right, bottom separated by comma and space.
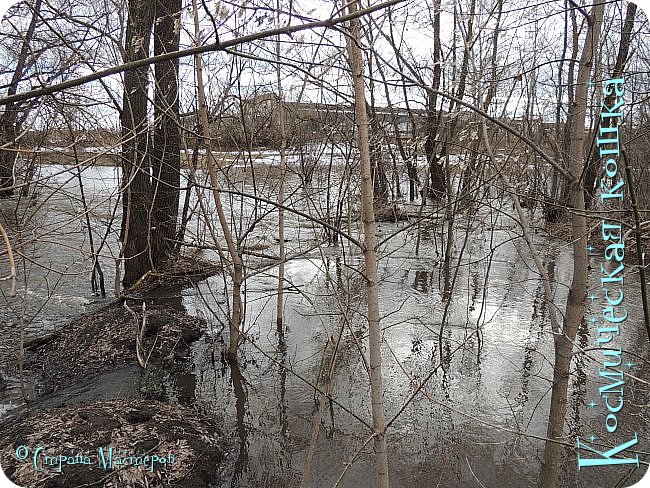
243, 93, 435, 145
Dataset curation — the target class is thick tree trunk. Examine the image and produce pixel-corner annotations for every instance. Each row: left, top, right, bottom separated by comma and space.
151, 0, 182, 261
0, 113, 17, 198
121, 0, 155, 288
0, 0, 42, 198
346, 2, 390, 486
539, 333, 574, 487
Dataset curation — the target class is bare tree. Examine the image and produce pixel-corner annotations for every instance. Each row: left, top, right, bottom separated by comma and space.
345, 1, 390, 485
0, 0, 42, 198
119, 0, 155, 287
539, 2, 606, 486
151, 0, 182, 261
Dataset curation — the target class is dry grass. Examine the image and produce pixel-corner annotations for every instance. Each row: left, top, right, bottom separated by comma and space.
0, 399, 226, 487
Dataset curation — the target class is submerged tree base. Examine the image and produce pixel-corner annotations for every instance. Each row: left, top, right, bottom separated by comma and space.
123, 255, 221, 297
374, 202, 410, 222
0, 260, 232, 487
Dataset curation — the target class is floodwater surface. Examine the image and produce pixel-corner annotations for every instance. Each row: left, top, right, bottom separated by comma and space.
0, 155, 648, 487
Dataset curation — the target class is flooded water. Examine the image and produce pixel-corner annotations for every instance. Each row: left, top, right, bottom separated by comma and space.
0, 154, 648, 487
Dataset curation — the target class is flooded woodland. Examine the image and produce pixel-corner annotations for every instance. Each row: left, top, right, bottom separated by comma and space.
0, 1, 649, 487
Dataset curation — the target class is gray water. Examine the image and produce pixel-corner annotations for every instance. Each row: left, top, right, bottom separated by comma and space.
0, 156, 648, 487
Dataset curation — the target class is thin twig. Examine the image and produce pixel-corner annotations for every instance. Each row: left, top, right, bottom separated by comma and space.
0, 221, 17, 297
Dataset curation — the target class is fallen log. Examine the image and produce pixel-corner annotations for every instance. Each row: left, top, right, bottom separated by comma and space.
23, 332, 60, 350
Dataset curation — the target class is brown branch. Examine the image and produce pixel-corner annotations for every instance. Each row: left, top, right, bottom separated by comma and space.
623, 154, 650, 340
0, 221, 17, 297
0, 0, 409, 107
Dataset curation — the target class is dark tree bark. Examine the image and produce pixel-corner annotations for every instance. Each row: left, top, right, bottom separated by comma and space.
376, 54, 417, 201
121, 0, 155, 287
460, 0, 502, 207
426, 0, 474, 201
382, 7, 418, 201
546, 7, 580, 222
0, 0, 42, 198
584, 2, 636, 209
424, 0, 444, 199
151, 0, 182, 262
366, 102, 390, 204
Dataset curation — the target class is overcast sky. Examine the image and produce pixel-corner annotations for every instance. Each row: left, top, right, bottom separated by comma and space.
1, 0, 649, 131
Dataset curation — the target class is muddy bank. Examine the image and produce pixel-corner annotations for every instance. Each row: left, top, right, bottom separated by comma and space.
0, 399, 227, 487
26, 300, 206, 395
19, 254, 220, 395
0, 255, 234, 487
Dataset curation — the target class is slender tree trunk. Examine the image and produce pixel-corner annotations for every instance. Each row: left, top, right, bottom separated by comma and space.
367, 102, 390, 205
424, 0, 444, 199
364, 48, 390, 206
275, 0, 287, 329
547, 0, 570, 215
427, 0, 474, 200
175, 129, 200, 252
461, 0, 502, 206
585, 2, 636, 209
121, 0, 155, 288
345, 2, 390, 486
191, 0, 244, 360
539, 3, 605, 487
548, 7, 580, 223
382, 8, 418, 201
